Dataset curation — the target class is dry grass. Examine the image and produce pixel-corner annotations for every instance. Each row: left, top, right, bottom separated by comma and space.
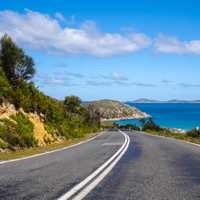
0, 132, 101, 160
28, 113, 55, 146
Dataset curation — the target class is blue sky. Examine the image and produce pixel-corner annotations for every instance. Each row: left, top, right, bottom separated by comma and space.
1, 0, 200, 101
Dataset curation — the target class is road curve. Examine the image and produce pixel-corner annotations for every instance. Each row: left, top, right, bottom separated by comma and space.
1, 130, 200, 200
0, 130, 126, 200
86, 131, 200, 200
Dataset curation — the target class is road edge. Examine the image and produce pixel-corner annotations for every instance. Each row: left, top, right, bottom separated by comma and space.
135, 130, 200, 148
0, 131, 105, 165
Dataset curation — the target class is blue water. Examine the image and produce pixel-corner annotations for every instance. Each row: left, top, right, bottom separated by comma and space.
116, 103, 200, 130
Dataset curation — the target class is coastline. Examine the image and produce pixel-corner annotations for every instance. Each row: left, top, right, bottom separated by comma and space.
103, 117, 188, 134
101, 114, 151, 122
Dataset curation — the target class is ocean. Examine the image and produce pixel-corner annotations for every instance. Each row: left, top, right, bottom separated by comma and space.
116, 103, 200, 131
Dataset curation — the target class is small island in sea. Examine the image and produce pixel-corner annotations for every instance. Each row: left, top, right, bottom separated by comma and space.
130, 98, 200, 104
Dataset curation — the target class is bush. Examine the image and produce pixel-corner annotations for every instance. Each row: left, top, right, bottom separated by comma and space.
117, 123, 140, 131
0, 138, 8, 149
187, 128, 200, 138
0, 113, 36, 148
142, 118, 162, 132
11, 113, 36, 147
0, 67, 13, 104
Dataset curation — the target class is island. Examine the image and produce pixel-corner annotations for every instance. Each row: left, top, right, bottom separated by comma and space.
131, 98, 200, 103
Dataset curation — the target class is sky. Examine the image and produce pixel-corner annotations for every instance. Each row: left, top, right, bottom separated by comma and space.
1, 0, 200, 101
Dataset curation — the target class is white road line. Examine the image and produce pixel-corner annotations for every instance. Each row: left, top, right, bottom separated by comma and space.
138, 131, 200, 149
185, 141, 200, 148
0, 132, 105, 165
72, 131, 130, 200
58, 130, 130, 200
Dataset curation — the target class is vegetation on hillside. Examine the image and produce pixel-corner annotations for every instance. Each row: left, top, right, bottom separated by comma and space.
86, 99, 149, 120
112, 117, 200, 144
0, 34, 100, 150
141, 119, 200, 144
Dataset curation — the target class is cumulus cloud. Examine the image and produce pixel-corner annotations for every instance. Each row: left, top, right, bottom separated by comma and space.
0, 10, 150, 57
155, 34, 200, 54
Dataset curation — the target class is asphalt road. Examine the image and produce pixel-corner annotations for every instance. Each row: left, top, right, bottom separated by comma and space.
86, 131, 200, 200
1, 130, 200, 200
0, 131, 124, 200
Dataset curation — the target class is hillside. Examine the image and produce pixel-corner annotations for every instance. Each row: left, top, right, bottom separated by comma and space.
86, 99, 149, 120
0, 35, 100, 151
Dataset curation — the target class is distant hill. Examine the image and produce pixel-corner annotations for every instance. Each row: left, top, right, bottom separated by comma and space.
86, 99, 149, 120
167, 99, 189, 103
131, 98, 200, 103
133, 98, 161, 103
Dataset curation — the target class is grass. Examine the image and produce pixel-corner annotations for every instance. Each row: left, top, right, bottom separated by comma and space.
144, 129, 200, 145
0, 131, 101, 160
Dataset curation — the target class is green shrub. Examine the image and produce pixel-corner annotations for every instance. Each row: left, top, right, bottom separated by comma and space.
117, 123, 140, 131
142, 118, 162, 132
0, 67, 13, 104
187, 128, 200, 138
0, 113, 36, 148
44, 123, 55, 136
0, 138, 8, 149
11, 113, 36, 147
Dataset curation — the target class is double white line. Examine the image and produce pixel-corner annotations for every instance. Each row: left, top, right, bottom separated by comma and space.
58, 130, 130, 200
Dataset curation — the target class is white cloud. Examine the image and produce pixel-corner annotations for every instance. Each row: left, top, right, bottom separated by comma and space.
80, 20, 99, 35
86, 71, 156, 87
54, 12, 65, 21
36, 73, 79, 86
155, 34, 200, 54
112, 72, 128, 81
0, 10, 150, 57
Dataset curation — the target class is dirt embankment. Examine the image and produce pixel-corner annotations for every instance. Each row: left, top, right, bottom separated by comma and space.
0, 103, 58, 146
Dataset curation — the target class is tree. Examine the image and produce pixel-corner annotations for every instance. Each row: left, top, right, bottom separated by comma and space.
64, 96, 82, 113
15, 54, 35, 82
85, 104, 101, 128
0, 34, 35, 85
0, 34, 21, 83
142, 118, 162, 131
